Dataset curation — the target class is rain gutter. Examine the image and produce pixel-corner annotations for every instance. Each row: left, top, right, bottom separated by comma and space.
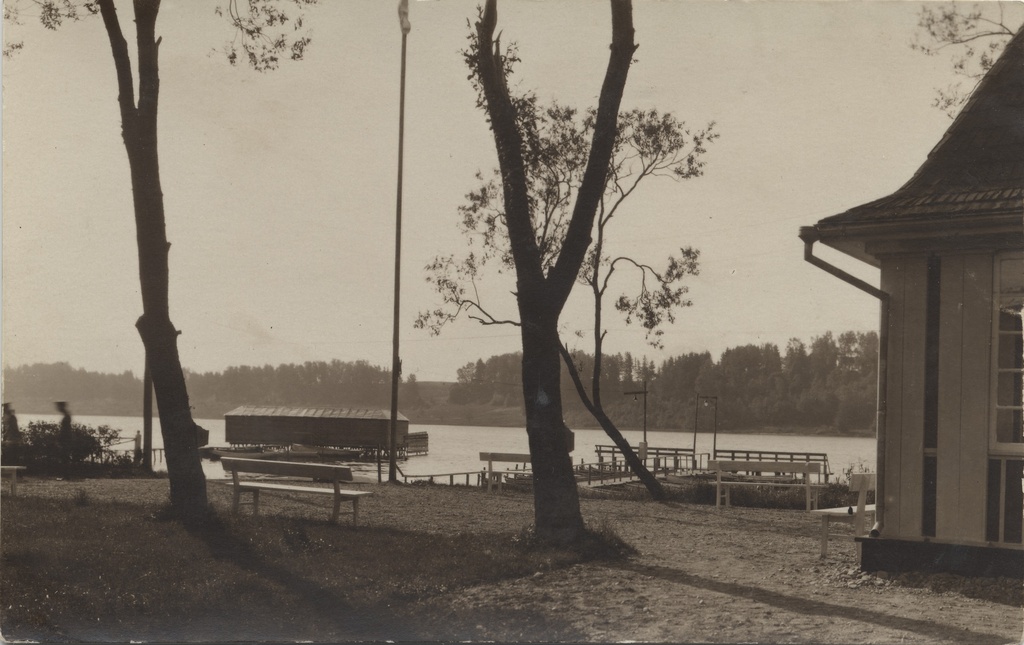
799, 227, 887, 537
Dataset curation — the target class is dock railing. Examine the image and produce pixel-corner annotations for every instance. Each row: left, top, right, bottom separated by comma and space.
396, 464, 484, 487
594, 444, 710, 473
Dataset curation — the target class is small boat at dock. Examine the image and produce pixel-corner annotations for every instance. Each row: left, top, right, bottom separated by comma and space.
200, 446, 286, 461
281, 444, 364, 461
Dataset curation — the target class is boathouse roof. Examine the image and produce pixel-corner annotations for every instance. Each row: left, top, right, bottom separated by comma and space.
225, 405, 409, 422
803, 27, 1024, 264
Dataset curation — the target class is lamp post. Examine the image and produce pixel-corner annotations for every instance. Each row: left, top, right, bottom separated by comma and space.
692, 392, 699, 468
624, 380, 648, 461
697, 395, 719, 459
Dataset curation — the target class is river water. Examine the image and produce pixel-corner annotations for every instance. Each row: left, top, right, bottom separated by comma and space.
17, 413, 877, 482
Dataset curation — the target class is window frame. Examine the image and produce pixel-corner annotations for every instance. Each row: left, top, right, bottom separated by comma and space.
990, 251, 1024, 456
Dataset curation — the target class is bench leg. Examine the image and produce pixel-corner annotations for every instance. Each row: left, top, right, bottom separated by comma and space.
352, 497, 359, 527
819, 515, 830, 559
232, 486, 241, 515
9, 472, 16, 496
332, 494, 342, 523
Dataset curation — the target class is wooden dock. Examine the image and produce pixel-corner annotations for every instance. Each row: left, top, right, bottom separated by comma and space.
391, 445, 834, 492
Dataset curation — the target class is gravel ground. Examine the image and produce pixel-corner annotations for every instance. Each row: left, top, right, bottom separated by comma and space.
10, 476, 1023, 643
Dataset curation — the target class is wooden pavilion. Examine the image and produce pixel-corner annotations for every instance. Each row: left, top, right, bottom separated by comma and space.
800, 29, 1024, 574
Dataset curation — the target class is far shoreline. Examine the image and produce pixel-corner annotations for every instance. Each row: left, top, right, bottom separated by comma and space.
421, 421, 875, 438
11, 408, 875, 439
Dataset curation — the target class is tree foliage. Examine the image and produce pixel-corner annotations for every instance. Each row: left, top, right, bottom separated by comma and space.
215, 0, 316, 71
911, 2, 1020, 117
4, 0, 317, 66
417, 104, 715, 337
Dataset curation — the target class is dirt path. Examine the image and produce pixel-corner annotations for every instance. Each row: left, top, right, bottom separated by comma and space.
413, 494, 1021, 643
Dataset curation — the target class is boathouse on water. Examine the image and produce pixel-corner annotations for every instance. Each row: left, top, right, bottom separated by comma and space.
224, 405, 410, 452
800, 28, 1023, 574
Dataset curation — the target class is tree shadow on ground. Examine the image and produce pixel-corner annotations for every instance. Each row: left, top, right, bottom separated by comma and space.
176, 511, 579, 643
172, 515, 444, 641
605, 559, 1012, 645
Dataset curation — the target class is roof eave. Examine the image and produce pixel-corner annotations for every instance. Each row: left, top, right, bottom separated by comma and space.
807, 210, 1024, 263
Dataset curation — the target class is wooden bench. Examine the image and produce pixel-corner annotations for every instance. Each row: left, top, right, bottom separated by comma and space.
810, 473, 876, 558
1, 466, 26, 496
479, 452, 531, 493
710, 459, 822, 511
221, 457, 372, 525
713, 449, 832, 482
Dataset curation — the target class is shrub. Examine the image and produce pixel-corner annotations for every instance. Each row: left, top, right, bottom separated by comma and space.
15, 421, 137, 477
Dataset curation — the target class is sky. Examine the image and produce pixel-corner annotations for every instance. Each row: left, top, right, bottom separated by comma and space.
3, 0, 1021, 385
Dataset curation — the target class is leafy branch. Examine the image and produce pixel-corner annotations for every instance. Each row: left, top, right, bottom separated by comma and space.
910, 2, 1019, 117
3, 0, 98, 57
215, 0, 316, 71
414, 254, 521, 334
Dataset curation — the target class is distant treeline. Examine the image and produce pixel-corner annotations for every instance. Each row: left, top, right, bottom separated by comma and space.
2, 330, 877, 433
1, 360, 426, 420
1, 363, 143, 416
447, 330, 879, 434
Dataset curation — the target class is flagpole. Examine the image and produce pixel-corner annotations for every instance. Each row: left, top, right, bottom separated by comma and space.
389, 3, 410, 483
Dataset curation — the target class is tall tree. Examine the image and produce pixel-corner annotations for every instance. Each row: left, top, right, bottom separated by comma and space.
911, 2, 1021, 117
421, 5, 711, 505
453, 0, 636, 544
5, 0, 316, 522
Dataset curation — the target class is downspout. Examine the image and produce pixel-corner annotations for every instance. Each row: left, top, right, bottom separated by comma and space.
799, 227, 888, 538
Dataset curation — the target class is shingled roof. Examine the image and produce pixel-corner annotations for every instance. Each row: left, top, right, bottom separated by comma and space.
804, 27, 1024, 264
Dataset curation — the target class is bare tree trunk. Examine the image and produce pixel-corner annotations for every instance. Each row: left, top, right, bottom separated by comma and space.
522, 312, 583, 544
560, 344, 665, 499
99, 0, 208, 521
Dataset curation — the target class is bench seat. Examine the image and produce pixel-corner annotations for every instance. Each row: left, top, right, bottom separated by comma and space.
221, 457, 371, 525
710, 459, 822, 511
809, 473, 876, 557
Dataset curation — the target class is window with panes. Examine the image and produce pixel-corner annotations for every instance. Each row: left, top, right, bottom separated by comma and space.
987, 252, 1023, 545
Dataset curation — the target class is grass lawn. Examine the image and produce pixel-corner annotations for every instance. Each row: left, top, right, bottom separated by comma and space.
1, 493, 625, 642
